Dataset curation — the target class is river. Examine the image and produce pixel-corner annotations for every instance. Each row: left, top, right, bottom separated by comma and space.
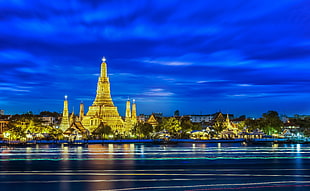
0, 143, 310, 190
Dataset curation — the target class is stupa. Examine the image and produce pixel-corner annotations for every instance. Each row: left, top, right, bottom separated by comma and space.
59, 95, 70, 131
82, 57, 125, 133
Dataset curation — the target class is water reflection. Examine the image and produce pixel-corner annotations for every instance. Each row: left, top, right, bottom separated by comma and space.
2, 143, 310, 161
0, 143, 310, 190
108, 144, 113, 153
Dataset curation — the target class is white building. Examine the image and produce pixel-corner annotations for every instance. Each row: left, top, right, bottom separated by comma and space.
190, 115, 213, 123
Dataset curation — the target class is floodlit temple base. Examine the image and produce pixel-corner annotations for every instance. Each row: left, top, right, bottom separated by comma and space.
82, 106, 125, 133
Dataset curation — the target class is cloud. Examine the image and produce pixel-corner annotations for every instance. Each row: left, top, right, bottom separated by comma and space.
143, 88, 174, 97
0, 0, 310, 116
143, 59, 192, 66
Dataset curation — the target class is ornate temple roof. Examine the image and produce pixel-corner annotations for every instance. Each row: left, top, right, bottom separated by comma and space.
64, 121, 88, 135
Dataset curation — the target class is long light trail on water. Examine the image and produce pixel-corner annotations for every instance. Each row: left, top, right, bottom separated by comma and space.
1, 168, 310, 173
0, 172, 310, 178
99, 181, 310, 191
1, 145, 310, 190
1, 156, 310, 161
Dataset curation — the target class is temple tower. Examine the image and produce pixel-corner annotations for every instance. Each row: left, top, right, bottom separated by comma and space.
82, 57, 124, 133
131, 99, 137, 123
125, 98, 131, 121
79, 102, 84, 121
59, 95, 70, 131
124, 98, 136, 133
92, 57, 114, 107
70, 110, 75, 125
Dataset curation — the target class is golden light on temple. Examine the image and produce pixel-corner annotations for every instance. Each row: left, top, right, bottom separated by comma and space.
82, 57, 125, 133
59, 57, 138, 136
59, 95, 70, 131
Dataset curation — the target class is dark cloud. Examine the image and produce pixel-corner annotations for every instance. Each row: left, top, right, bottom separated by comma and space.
0, 0, 310, 117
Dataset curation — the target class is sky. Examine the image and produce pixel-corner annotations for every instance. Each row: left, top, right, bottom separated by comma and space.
0, 0, 310, 118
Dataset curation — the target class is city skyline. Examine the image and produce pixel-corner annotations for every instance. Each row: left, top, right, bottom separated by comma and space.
1, 0, 310, 117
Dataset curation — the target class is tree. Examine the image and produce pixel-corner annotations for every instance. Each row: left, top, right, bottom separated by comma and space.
154, 124, 163, 132
5, 126, 26, 140
40, 111, 61, 118
237, 115, 246, 121
93, 123, 112, 139
304, 128, 310, 137
7, 114, 44, 140
192, 123, 202, 131
245, 118, 263, 132
180, 118, 192, 132
178, 117, 202, 138
261, 111, 283, 134
213, 121, 225, 134
102, 125, 112, 138
132, 122, 153, 138
236, 121, 246, 130
244, 111, 283, 135
288, 117, 310, 137
174, 110, 180, 117
290, 117, 310, 129
140, 123, 153, 138
48, 127, 63, 140
160, 117, 182, 137
179, 118, 191, 138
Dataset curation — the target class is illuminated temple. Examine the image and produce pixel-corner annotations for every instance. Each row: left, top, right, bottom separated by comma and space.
60, 57, 136, 136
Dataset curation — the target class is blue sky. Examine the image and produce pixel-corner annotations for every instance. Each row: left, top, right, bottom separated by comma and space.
0, 0, 310, 117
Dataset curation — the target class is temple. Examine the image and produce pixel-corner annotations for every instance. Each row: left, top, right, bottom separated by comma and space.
81, 57, 126, 133
60, 57, 138, 137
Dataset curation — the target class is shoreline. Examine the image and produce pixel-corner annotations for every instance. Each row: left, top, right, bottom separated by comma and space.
0, 138, 308, 145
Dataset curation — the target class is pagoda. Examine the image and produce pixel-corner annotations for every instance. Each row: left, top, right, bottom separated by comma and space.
59, 95, 70, 131
124, 98, 138, 130
82, 57, 125, 133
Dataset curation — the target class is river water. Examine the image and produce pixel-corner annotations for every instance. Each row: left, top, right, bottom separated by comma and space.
0, 143, 310, 191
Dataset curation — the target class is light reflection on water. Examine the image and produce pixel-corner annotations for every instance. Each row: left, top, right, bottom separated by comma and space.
1, 143, 310, 190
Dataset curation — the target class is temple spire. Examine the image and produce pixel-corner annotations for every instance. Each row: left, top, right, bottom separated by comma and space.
79, 101, 84, 121
70, 109, 75, 125
93, 57, 114, 106
131, 99, 137, 122
60, 95, 70, 131
225, 113, 233, 129
101, 56, 108, 78
125, 98, 131, 121
226, 114, 230, 122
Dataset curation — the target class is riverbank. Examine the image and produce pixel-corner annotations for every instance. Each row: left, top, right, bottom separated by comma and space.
0, 138, 309, 145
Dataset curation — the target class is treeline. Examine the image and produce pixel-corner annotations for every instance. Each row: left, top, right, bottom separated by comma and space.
245, 111, 283, 134
6, 112, 63, 140
3, 110, 310, 140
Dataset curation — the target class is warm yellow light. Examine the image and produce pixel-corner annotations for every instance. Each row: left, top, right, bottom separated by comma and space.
3, 132, 10, 138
